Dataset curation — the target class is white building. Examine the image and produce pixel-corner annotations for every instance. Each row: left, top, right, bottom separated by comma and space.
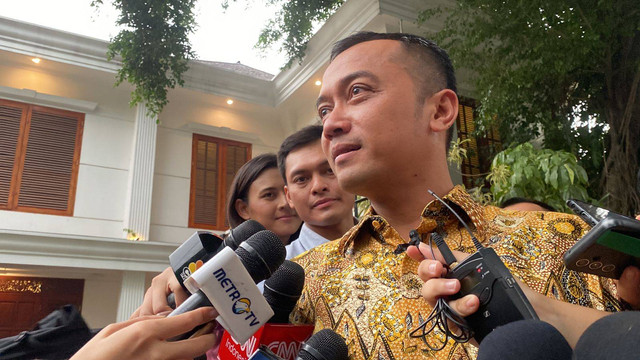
0, 0, 469, 334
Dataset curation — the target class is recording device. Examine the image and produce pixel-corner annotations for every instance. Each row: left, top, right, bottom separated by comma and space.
169, 230, 286, 344
218, 260, 313, 360
167, 220, 266, 307
564, 199, 640, 279
409, 190, 538, 348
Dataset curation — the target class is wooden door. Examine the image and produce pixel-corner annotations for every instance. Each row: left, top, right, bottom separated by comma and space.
0, 276, 84, 338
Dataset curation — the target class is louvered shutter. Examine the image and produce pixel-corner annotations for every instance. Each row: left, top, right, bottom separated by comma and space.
193, 138, 219, 227
0, 102, 25, 208
190, 134, 251, 230
16, 107, 82, 213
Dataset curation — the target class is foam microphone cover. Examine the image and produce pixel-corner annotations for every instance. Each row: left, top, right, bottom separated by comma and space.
236, 230, 287, 283
225, 219, 266, 249
264, 260, 305, 323
296, 329, 349, 360
574, 311, 640, 359
477, 320, 571, 360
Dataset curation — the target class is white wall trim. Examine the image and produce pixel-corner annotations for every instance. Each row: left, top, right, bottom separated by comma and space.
0, 230, 176, 273
272, 0, 382, 106
0, 85, 98, 113
181, 122, 265, 146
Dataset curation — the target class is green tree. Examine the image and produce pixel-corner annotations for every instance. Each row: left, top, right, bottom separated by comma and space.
420, 0, 640, 215
486, 143, 592, 212
91, 0, 196, 118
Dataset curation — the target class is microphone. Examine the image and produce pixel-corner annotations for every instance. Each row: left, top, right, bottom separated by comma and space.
170, 229, 286, 344
476, 320, 572, 360
296, 329, 349, 360
219, 260, 312, 360
264, 260, 305, 323
573, 311, 640, 359
167, 220, 266, 307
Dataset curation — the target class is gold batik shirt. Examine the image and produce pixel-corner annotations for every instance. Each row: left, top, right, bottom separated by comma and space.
290, 186, 621, 360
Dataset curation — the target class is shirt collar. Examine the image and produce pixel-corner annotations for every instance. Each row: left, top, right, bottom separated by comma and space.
337, 185, 488, 254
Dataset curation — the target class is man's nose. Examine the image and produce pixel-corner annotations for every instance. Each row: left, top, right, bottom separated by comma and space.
322, 105, 352, 141
311, 176, 329, 194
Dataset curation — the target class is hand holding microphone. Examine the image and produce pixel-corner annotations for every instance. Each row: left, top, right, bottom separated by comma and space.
131, 220, 266, 318
170, 229, 286, 343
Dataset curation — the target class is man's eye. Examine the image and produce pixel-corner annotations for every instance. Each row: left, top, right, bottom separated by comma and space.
294, 176, 308, 184
319, 108, 330, 118
326, 168, 334, 175
351, 85, 366, 96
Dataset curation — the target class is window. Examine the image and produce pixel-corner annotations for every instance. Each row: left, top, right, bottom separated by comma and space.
455, 98, 501, 188
189, 134, 251, 230
0, 99, 84, 216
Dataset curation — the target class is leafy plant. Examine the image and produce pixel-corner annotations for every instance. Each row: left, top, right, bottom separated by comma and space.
92, 0, 197, 118
488, 143, 592, 212
419, 0, 640, 215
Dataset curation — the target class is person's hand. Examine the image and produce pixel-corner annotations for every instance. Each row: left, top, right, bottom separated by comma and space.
408, 242, 480, 345
71, 307, 219, 360
615, 215, 640, 309
131, 267, 189, 318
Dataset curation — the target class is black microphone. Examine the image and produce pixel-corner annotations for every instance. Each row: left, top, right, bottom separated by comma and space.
170, 230, 286, 343
264, 260, 305, 323
574, 311, 640, 359
167, 220, 266, 307
296, 329, 349, 360
477, 319, 572, 360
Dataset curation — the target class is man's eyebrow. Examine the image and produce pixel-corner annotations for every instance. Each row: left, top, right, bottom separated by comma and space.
315, 70, 380, 109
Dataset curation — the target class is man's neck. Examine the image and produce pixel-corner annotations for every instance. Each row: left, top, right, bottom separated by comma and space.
369, 180, 454, 242
306, 216, 355, 241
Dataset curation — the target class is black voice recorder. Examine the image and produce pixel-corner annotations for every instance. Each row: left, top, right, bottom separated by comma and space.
445, 247, 538, 343
409, 190, 538, 348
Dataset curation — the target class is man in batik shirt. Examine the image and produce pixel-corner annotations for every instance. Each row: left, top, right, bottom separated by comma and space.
291, 31, 623, 360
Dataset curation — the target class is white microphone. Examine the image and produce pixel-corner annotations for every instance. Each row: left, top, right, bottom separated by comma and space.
170, 230, 286, 344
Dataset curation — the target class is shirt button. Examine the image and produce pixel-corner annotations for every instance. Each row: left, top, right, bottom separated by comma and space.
372, 220, 381, 230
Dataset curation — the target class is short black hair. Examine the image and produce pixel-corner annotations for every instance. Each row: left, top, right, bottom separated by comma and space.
277, 125, 324, 183
500, 197, 556, 212
226, 153, 278, 227
331, 31, 457, 150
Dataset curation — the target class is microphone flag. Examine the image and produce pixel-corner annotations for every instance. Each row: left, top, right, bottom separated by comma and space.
217, 323, 314, 360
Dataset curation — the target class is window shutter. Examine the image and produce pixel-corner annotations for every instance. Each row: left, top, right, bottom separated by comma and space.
189, 134, 251, 230
193, 139, 219, 227
16, 108, 82, 213
0, 103, 25, 208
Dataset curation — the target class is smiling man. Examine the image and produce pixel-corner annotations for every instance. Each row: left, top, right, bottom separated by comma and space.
290, 32, 623, 360
277, 125, 355, 259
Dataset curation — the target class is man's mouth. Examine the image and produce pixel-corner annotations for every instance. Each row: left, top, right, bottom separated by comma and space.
313, 198, 336, 208
332, 143, 361, 162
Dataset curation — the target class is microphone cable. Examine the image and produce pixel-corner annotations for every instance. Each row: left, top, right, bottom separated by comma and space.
407, 190, 478, 350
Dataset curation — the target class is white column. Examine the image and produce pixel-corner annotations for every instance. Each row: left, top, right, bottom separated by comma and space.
123, 104, 157, 241
117, 271, 146, 322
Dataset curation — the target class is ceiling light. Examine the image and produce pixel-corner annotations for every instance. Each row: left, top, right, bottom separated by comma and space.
314, 80, 322, 86
31, 57, 41, 64
226, 99, 234, 105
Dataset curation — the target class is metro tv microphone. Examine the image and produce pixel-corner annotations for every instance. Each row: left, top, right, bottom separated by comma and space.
169, 230, 286, 343
218, 260, 312, 360
167, 220, 266, 307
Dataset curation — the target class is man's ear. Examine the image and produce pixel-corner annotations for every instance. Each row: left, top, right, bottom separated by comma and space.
429, 89, 458, 134
235, 199, 251, 220
284, 185, 296, 210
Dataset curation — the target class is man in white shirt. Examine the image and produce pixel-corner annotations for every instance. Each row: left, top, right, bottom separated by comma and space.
277, 125, 356, 259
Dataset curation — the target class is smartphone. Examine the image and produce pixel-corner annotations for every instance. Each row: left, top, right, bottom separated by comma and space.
564, 199, 640, 279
